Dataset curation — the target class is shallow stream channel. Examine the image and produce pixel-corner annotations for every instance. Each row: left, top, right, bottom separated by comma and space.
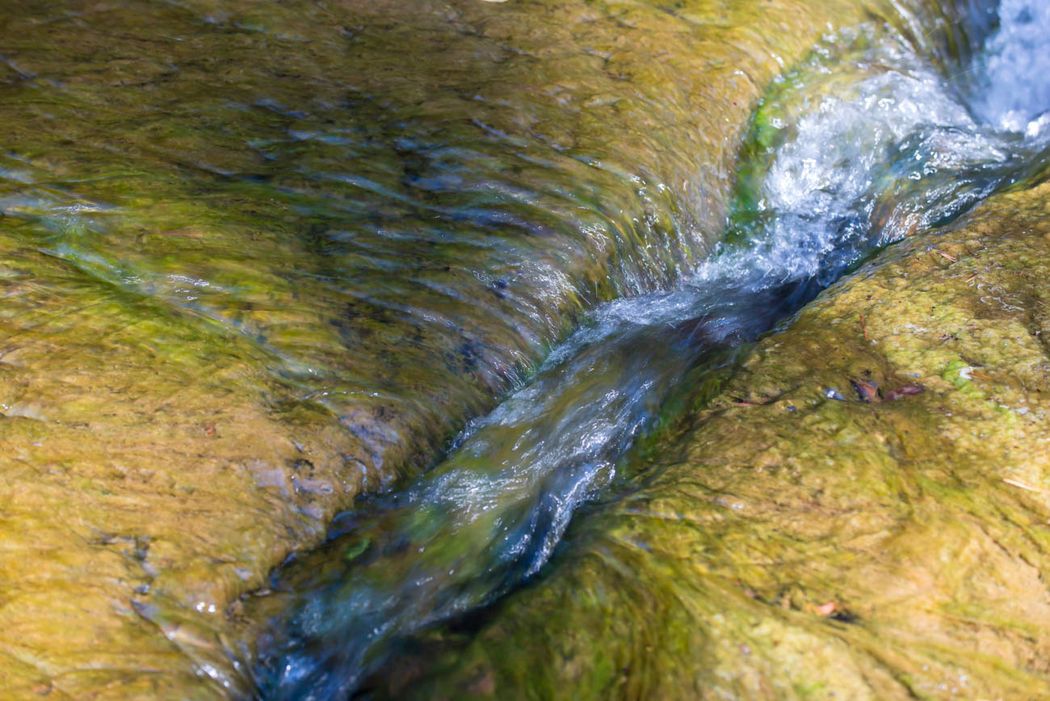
245, 0, 1050, 698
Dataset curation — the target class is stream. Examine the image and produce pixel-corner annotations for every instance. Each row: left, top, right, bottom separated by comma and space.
249, 0, 1050, 698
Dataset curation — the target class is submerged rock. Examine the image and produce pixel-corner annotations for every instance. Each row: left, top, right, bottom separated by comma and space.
382, 181, 1050, 699
0, 0, 977, 696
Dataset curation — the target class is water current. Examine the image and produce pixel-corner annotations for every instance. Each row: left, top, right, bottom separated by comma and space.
251, 1, 1050, 698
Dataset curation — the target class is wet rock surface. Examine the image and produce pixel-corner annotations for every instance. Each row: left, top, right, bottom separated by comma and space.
0, 0, 973, 696
380, 181, 1050, 700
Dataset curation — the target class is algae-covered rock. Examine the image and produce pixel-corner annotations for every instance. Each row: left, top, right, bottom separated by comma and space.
382, 181, 1050, 699
0, 0, 979, 696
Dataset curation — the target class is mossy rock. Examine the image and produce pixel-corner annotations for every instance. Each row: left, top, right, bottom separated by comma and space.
0, 0, 986, 697
381, 182, 1050, 700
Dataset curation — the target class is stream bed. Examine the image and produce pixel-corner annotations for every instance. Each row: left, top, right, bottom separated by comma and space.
1, 0, 1048, 697
248, 0, 1050, 698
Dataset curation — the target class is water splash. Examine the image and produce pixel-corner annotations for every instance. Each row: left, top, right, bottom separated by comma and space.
251, 7, 1050, 699
969, 0, 1050, 135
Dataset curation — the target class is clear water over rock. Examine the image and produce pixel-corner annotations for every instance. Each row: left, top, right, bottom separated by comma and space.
0, 0, 979, 696
251, 1, 1050, 697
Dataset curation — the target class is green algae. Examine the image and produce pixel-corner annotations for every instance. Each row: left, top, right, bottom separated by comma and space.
0, 0, 999, 696
374, 182, 1050, 700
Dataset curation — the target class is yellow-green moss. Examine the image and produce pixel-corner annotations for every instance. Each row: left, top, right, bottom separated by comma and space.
0, 0, 986, 696
385, 183, 1050, 700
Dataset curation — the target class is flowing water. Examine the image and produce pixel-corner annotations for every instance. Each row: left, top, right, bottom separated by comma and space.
1, 0, 1045, 696
250, 1, 1050, 698
4, 1, 998, 696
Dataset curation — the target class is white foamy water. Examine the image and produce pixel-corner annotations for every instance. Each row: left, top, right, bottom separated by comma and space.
971, 0, 1050, 134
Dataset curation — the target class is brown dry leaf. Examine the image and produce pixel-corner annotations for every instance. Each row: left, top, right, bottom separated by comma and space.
850, 379, 879, 403
885, 383, 924, 401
